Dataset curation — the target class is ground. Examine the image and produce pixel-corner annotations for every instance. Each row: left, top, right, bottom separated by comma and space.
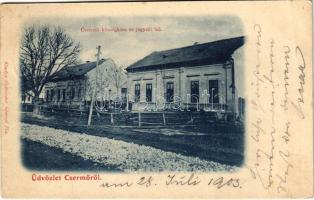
21, 112, 244, 172
22, 139, 121, 171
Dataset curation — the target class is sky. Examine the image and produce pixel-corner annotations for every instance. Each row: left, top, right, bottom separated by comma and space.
25, 16, 246, 96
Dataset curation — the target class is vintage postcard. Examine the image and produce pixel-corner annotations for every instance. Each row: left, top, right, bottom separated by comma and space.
0, 1, 313, 198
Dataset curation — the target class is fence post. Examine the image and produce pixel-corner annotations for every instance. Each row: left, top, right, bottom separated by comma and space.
110, 113, 114, 125
190, 112, 194, 124
138, 112, 141, 127
162, 112, 166, 126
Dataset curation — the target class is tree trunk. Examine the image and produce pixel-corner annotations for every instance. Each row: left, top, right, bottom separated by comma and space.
33, 94, 40, 114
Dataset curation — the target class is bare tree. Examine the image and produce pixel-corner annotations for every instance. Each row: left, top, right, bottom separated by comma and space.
20, 25, 80, 113
85, 73, 110, 100
110, 64, 127, 97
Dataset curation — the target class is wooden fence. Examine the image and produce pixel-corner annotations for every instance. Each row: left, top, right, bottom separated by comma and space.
35, 104, 229, 127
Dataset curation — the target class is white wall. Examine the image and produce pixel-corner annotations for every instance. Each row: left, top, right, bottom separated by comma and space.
127, 62, 235, 111
85, 58, 127, 101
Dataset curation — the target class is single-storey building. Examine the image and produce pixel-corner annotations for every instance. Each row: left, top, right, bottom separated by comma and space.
44, 58, 127, 110
125, 36, 245, 114
21, 91, 45, 104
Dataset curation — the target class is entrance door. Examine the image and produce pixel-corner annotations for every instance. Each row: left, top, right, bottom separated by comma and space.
209, 80, 219, 104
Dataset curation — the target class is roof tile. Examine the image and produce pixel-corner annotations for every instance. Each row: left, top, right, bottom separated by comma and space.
126, 36, 245, 72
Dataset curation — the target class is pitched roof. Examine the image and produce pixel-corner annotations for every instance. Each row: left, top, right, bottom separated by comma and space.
51, 59, 106, 81
126, 36, 245, 72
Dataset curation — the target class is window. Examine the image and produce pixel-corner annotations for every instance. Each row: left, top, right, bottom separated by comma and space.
57, 89, 61, 101
46, 90, 49, 102
71, 88, 75, 100
146, 83, 152, 102
209, 80, 219, 104
50, 89, 54, 101
190, 81, 199, 103
78, 88, 81, 99
134, 84, 140, 102
22, 94, 26, 102
62, 89, 66, 102
166, 82, 174, 102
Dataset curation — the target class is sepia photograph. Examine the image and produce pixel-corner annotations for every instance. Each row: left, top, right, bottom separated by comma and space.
1, 1, 312, 198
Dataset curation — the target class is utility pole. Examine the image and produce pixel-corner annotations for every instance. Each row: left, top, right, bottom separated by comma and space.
87, 45, 101, 126
231, 58, 236, 119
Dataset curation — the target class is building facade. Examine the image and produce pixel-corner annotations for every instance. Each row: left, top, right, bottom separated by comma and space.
44, 58, 127, 109
126, 36, 245, 114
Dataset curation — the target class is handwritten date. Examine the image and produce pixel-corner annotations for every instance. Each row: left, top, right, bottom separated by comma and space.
100, 174, 241, 189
